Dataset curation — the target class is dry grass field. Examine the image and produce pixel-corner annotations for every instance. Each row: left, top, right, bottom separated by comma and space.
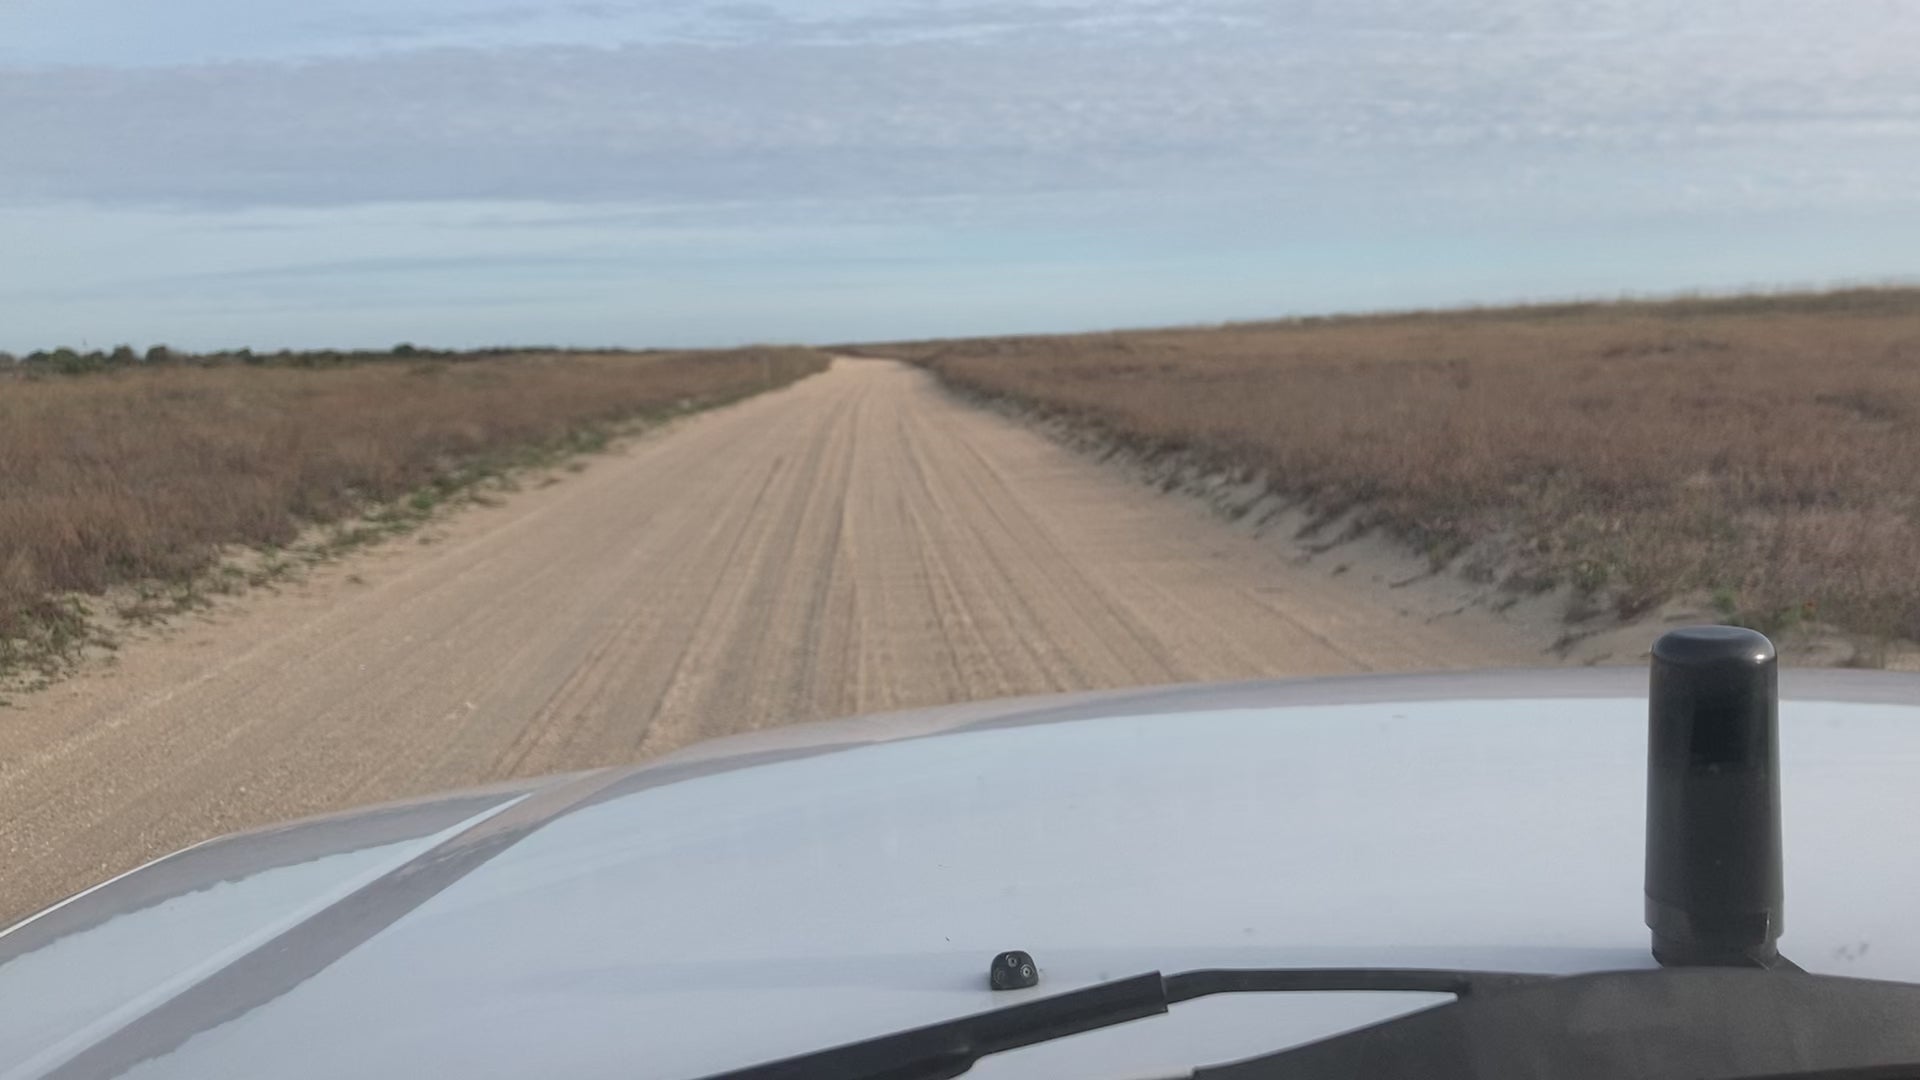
0, 347, 826, 676
862, 289, 1920, 647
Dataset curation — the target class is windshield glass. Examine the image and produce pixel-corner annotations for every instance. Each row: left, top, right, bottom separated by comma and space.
3, 3, 1918, 1079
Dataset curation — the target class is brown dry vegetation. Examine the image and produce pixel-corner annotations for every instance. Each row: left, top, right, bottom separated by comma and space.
0, 347, 826, 674
862, 289, 1920, 645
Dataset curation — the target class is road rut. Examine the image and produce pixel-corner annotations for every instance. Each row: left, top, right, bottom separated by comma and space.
0, 358, 1549, 925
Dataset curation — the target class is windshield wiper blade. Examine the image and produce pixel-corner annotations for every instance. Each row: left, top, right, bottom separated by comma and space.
1163, 967, 1539, 1003
701, 967, 1543, 1080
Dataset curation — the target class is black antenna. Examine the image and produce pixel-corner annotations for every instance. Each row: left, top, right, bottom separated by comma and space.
1645, 626, 1785, 968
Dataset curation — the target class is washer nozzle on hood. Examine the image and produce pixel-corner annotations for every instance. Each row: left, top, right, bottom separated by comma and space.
1645, 625, 1785, 968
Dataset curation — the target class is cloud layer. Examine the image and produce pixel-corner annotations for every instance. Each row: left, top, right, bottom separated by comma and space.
7, 1, 1918, 213
2, 0, 1918, 349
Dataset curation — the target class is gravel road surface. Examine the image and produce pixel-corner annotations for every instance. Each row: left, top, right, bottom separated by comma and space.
0, 358, 1549, 925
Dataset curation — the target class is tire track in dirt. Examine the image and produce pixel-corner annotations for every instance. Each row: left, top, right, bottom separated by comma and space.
0, 358, 1554, 926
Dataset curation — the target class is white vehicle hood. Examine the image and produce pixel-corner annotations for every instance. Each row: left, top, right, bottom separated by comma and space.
3, 668, 1918, 1079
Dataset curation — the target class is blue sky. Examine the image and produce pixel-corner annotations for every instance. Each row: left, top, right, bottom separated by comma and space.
2, 0, 1918, 351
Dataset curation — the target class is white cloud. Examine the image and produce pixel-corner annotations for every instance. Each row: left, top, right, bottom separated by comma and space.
2, 1, 1916, 215
1, 0, 1917, 347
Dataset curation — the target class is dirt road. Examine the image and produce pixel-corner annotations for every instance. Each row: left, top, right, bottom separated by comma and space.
0, 358, 1551, 925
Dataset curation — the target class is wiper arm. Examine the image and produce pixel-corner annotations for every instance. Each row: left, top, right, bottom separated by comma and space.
701, 967, 1542, 1080
705, 967, 1920, 1080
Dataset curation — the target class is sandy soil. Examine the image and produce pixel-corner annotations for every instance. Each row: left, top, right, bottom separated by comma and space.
0, 358, 1560, 926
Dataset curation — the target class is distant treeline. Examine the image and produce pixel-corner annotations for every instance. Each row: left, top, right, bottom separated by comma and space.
0, 343, 625, 377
